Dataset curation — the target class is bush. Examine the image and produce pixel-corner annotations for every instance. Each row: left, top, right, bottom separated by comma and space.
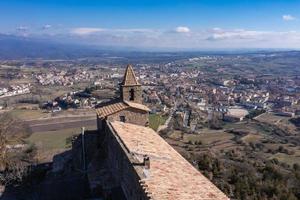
194, 140, 202, 145
293, 163, 300, 171
65, 135, 78, 148
0, 113, 35, 186
24, 143, 37, 154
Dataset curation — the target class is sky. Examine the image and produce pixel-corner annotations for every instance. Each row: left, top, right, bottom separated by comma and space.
1, 0, 300, 49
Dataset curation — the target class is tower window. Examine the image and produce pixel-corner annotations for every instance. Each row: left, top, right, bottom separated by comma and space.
129, 88, 135, 101
120, 115, 126, 122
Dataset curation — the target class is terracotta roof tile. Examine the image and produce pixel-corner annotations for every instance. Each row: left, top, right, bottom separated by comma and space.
110, 121, 230, 200
96, 101, 150, 119
124, 101, 151, 112
96, 102, 129, 119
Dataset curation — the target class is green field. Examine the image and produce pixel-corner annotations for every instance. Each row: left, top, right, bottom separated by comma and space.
26, 125, 96, 162
149, 114, 167, 131
27, 128, 79, 150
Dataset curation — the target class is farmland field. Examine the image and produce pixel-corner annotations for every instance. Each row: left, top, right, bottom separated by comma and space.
27, 125, 96, 162
149, 113, 167, 131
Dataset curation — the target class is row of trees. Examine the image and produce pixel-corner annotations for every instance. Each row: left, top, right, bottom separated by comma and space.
196, 152, 300, 200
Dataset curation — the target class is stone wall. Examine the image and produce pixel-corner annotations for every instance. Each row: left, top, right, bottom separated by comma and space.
121, 85, 142, 104
72, 130, 100, 171
107, 108, 149, 126
103, 122, 149, 200
97, 115, 105, 131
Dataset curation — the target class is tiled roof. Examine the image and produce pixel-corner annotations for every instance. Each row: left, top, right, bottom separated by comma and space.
96, 101, 129, 119
110, 121, 230, 200
96, 101, 150, 119
124, 101, 151, 112
122, 64, 140, 86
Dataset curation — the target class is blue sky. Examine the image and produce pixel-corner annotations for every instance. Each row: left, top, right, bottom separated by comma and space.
1, 0, 300, 49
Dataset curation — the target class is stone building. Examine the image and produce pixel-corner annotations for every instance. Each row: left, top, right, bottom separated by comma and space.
96, 64, 150, 130
89, 64, 229, 200
99, 121, 230, 200
120, 64, 143, 104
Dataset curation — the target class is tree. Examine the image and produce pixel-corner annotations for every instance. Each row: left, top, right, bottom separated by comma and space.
0, 113, 35, 186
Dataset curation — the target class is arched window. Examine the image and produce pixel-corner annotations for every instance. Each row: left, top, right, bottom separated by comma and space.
129, 88, 135, 101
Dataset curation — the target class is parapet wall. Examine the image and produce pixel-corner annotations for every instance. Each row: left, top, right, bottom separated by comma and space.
101, 121, 230, 200
103, 122, 149, 200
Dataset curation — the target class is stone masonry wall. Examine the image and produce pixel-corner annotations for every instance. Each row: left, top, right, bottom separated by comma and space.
107, 108, 149, 126
104, 122, 149, 200
121, 86, 142, 104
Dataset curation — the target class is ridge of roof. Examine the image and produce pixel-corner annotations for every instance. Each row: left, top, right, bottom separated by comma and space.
123, 101, 150, 112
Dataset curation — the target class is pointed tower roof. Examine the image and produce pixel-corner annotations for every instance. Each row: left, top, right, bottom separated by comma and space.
121, 64, 140, 86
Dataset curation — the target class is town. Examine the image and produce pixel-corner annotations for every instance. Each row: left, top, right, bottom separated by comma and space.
1, 1, 300, 199
2, 53, 299, 119
0, 51, 300, 199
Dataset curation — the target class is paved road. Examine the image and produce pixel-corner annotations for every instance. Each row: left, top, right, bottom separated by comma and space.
26, 116, 97, 133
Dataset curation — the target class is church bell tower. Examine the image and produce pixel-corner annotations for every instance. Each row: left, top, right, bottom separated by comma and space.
120, 64, 142, 104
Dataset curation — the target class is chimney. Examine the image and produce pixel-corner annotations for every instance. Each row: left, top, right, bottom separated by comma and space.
143, 155, 150, 169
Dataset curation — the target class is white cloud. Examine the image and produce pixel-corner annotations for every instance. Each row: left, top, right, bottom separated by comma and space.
67, 27, 300, 48
207, 29, 269, 41
113, 28, 154, 33
71, 27, 105, 35
202, 29, 300, 48
16, 26, 28, 31
283, 15, 296, 21
175, 26, 190, 33
210, 27, 223, 32
15, 25, 300, 49
70, 27, 156, 36
43, 24, 52, 29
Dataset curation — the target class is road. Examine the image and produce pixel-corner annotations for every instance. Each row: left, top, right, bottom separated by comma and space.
157, 101, 177, 132
26, 116, 97, 133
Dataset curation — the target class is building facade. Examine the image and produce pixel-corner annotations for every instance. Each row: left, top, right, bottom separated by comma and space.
92, 64, 229, 200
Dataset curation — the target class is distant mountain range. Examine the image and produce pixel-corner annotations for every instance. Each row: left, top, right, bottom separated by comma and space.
0, 34, 109, 59
0, 33, 299, 60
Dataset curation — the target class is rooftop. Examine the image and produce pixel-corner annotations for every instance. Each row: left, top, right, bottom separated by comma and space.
96, 100, 150, 119
96, 101, 128, 119
110, 121, 229, 200
227, 108, 249, 118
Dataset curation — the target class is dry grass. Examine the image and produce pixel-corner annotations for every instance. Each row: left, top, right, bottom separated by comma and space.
168, 130, 183, 140
241, 134, 263, 143
224, 121, 274, 135
26, 125, 96, 162
27, 128, 80, 150
255, 113, 288, 124
183, 131, 234, 145
9, 109, 48, 120
255, 113, 298, 134
270, 153, 300, 166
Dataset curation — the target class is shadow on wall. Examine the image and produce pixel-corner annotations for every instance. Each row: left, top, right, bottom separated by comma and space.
0, 130, 100, 200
